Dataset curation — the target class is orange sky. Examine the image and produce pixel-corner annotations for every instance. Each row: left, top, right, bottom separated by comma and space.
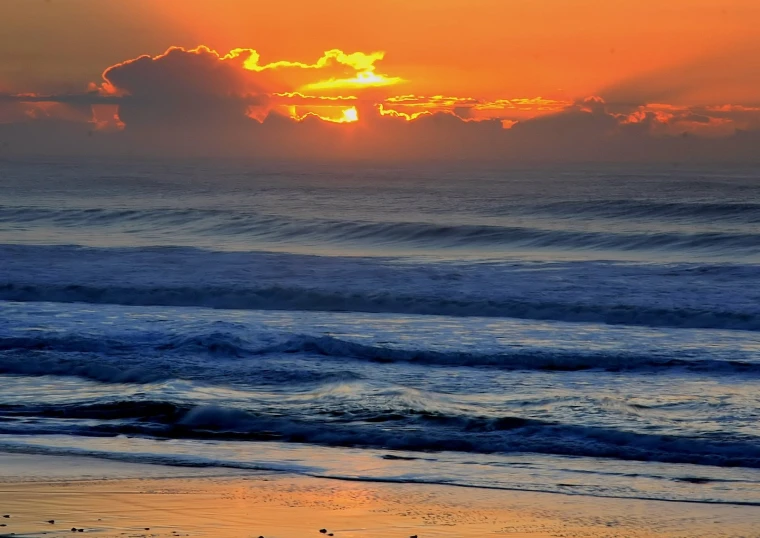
3, 0, 758, 100
1, 0, 759, 161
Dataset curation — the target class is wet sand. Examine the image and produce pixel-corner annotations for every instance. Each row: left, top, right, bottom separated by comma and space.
0, 453, 757, 537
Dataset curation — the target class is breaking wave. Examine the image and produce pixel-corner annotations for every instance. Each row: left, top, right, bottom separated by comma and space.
0, 331, 756, 384
1, 400, 759, 469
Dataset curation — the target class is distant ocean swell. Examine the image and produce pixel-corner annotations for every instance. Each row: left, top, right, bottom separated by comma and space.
2, 205, 760, 252
3, 284, 760, 331
488, 199, 760, 222
7, 198, 760, 225
1, 400, 759, 469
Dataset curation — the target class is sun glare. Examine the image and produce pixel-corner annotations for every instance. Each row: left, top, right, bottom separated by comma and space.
286, 105, 359, 123
303, 72, 402, 91
341, 107, 359, 123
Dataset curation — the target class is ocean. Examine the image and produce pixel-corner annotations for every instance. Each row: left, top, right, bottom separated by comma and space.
1, 158, 759, 506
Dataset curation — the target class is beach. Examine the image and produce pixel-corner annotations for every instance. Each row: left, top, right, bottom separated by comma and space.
1, 453, 758, 538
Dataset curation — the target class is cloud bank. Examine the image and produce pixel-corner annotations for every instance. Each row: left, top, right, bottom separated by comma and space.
1, 46, 759, 162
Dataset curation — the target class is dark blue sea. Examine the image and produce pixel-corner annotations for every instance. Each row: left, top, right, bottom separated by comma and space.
1, 158, 759, 505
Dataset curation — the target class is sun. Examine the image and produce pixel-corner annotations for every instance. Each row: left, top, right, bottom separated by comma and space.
341, 107, 359, 123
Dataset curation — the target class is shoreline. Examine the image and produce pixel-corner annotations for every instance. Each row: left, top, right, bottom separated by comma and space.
1, 453, 758, 537
315, 473, 760, 508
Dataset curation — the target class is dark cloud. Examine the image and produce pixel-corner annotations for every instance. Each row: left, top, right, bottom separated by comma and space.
0, 92, 120, 105
99, 46, 268, 129
2, 44, 760, 162
505, 98, 620, 158
1, 102, 759, 163
696, 105, 760, 130
102, 47, 252, 97
677, 114, 712, 124
0, 97, 93, 125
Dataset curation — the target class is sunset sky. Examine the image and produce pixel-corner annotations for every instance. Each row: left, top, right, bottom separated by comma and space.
1, 0, 759, 160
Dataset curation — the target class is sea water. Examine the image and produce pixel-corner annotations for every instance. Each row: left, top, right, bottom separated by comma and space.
1, 158, 759, 505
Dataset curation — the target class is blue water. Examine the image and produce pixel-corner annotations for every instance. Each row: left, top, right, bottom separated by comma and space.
1, 158, 759, 505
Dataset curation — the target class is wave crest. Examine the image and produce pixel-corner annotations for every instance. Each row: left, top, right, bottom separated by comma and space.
2, 400, 758, 469
0, 331, 756, 384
